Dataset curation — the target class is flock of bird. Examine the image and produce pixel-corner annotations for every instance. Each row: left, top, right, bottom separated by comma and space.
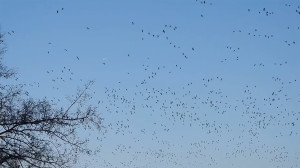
3, 1, 300, 168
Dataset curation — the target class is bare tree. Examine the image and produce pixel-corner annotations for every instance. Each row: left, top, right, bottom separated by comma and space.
0, 33, 102, 168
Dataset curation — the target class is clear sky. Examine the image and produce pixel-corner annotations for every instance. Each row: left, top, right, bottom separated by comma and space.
1, 0, 300, 167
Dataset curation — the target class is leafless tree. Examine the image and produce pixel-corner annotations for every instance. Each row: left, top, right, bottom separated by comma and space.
0, 33, 102, 168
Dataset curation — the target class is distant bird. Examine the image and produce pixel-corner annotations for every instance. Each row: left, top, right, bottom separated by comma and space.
76, 56, 80, 60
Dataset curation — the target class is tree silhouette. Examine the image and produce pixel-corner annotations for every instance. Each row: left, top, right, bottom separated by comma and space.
0, 33, 102, 168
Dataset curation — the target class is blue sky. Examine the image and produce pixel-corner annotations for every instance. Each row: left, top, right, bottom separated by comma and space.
1, 0, 300, 167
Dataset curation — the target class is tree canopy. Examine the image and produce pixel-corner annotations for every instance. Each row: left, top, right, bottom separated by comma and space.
0, 33, 102, 168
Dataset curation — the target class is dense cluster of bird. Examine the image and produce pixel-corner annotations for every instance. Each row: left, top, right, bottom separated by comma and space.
233, 28, 274, 39
3, 1, 300, 168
